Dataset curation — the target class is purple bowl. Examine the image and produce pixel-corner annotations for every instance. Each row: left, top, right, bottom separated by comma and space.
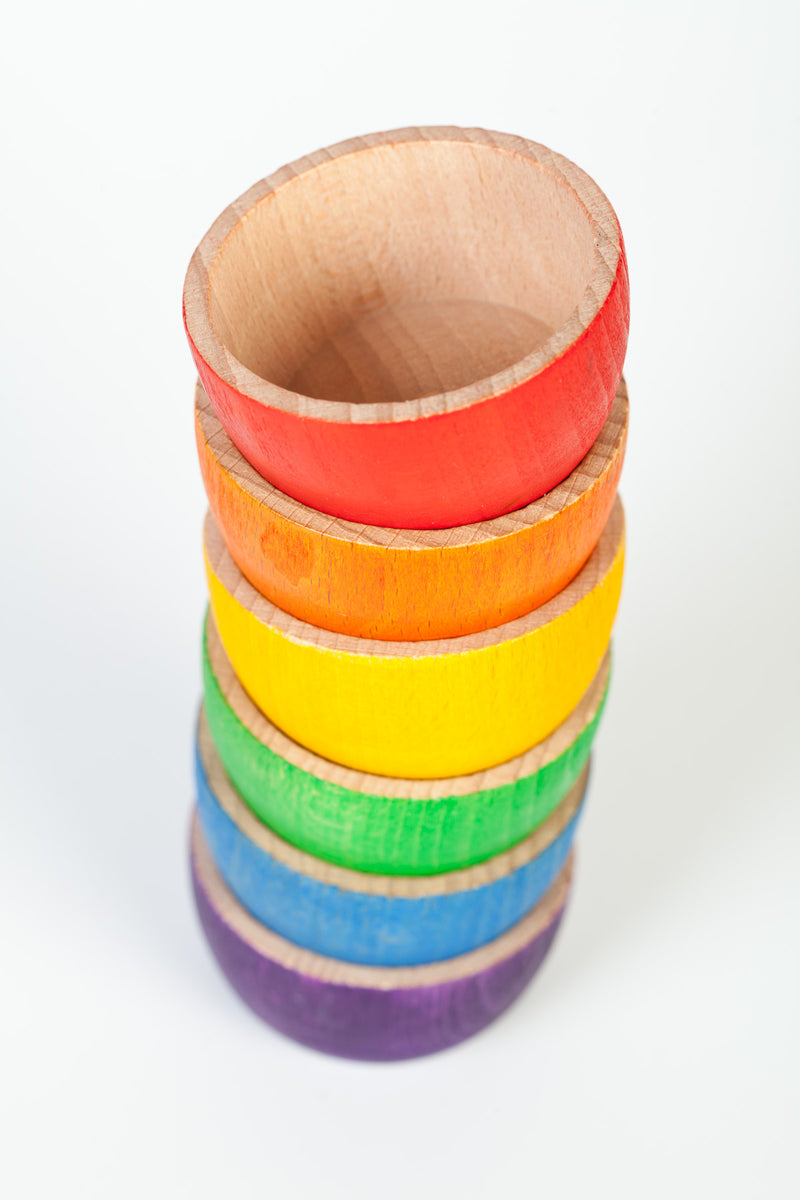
191, 814, 571, 1061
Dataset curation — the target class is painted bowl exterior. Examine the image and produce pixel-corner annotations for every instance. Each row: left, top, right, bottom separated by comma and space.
204, 499, 625, 778
202, 621, 608, 875
195, 737, 583, 966
195, 379, 628, 639
192, 823, 570, 1061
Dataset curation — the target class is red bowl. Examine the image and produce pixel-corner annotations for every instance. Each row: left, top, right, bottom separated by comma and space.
184, 126, 629, 529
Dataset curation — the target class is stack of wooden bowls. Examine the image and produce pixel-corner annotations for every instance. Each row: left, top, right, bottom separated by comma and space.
183, 127, 629, 1061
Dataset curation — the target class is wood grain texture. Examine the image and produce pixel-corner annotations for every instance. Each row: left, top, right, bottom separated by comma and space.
204, 498, 625, 778
196, 377, 628, 640
191, 816, 571, 1060
184, 126, 629, 528
196, 712, 586, 966
203, 613, 610, 874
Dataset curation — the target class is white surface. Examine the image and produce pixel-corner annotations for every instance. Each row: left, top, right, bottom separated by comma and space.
2, 2, 798, 1196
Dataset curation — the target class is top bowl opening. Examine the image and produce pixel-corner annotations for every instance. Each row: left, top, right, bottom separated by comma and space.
190, 129, 619, 413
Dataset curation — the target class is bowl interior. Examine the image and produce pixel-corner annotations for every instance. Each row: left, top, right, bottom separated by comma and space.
207, 139, 598, 406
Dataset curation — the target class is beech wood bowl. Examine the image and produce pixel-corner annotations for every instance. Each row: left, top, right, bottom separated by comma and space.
204, 498, 625, 778
184, 126, 628, 528
196, 377, 628, 639
191, 816, 572, 1060
203, 612, 609, 875
196, 711, 586, 966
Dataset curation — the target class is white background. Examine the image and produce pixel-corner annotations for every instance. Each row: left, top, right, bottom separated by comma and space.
2, 2, 798, 1196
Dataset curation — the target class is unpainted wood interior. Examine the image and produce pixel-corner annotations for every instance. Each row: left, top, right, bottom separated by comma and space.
208, 141, 596, 405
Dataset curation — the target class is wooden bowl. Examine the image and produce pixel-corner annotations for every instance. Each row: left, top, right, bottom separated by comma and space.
203, 498, 625, 778
184, 127, 628, 528
196, 710, 586, 966
191, 815, 571, 1060
203, 612, 609, 875
196, 377, 627, 640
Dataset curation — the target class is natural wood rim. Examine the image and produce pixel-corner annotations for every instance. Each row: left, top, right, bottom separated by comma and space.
204, 610, 610, 800
196, 376, 628, 550
184, 126, 621, 424
204, 496, 624, 659
198, 709, 586, 898
191, 815, 572, 988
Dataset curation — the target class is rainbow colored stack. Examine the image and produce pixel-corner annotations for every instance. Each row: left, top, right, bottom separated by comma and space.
184, 127, 629, 1060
